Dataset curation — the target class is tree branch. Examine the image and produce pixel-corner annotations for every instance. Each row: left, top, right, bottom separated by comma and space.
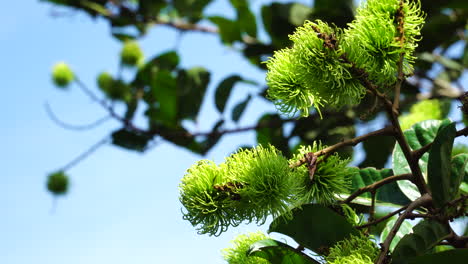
342, 173, 412, 204
61, 136, 110, 172
289, 126, 395, 168
413, 126, 468, 160
355, 205, 409, 230
45, 101, 111, 131
393, 0, 406, 111
376, 194, 432, 264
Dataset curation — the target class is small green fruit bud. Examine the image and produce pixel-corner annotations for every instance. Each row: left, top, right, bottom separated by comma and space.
97, 72, 114, 92
52, 62, 74, 88
46, 171, 69, 195
120, 41, 144, 66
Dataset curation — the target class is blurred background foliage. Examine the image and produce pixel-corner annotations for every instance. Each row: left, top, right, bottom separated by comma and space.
41, 0, 468, 190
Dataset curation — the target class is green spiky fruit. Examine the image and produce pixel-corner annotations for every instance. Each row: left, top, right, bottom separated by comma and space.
266, 20, 365, 117
51, 62, 74, 88
325, 234, 379, 264
120, 41, 144, 66
265, 0, 424, 117
344, 0, 425, 86
289, 143, 351, 205
179, 160, 243, 236
97, 71, 114, 92
222, 232, 270, 264
46, 171, 69, 195
179, 145, 299, 236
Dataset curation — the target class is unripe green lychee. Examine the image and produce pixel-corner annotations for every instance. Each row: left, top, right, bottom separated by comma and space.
46, 171, 69, 195
326, 234, 379, 264
120, 41, 144, 66
222, 231, 270, 264
289, 143, 351, 205
97, 71, 114, 92
179, 145, 300, 236
51, 62, 74, 88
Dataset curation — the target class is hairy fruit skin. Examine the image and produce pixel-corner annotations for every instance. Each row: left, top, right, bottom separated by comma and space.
52, 62, 74, 88
325, 234, 379, 264
222, 232, 270, 264
290, 143, 351, 205
47, 171, 69, 195
179, 145, 300, 236
265, 0, 424, 117
120, 41, 144, 66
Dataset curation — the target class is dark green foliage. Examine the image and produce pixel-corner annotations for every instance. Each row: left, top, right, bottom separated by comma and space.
269, 204, 360, 252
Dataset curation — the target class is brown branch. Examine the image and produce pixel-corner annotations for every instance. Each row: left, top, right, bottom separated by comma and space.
290, 126, 395, 168
363, 74, 429, 195
393, 0, 406, 111
74, 77, 145, 133
376, 194, 432, 264
61, 136, 110, 172
45, 101, 111, 131
356, 206, 409, 230
342, 173, 412, 204
412, 126, 468, 160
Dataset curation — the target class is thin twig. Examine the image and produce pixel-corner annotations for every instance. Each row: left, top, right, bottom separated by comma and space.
393, 0, 406, 111
45, 102, 111, 131
376, 194, 432, 264
342, 173, 412, 204
290, 126, 395, 168
413, 126, 468, 160
355, 205, 409, 230
60, 136, 110, 172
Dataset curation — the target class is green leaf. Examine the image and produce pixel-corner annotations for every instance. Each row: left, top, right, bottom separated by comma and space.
269, 204, 359, 252
229, 0, 257, 37
176, 67, 210, 120
427, 122, 457, 208
248, 239, 319, 264
112, 32, 137, 42
150, 50, 180, 72
208, 16, 242, 44
133, 50, 180, 88
392, 119, 450, 201
261, 3, 312, 48
173, 0, 211, 21
450, 154, 468, 195
111, 129, 152, 152
392, 219, 450, 264
138, 0, 165, 17
349, 167, 411, 206
408, 249, 468, 264
214, 75, 242, 113
380, 217, 413, 251
231, 94, 251, 122
149, 70, 178, 125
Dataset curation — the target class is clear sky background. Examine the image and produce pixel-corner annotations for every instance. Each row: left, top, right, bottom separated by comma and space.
0, 1, 305, 263
1, 1, 467, 264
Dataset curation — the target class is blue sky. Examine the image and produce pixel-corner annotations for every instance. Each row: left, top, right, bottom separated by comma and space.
1, 1, 467, 264
0, 1, 306, 263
